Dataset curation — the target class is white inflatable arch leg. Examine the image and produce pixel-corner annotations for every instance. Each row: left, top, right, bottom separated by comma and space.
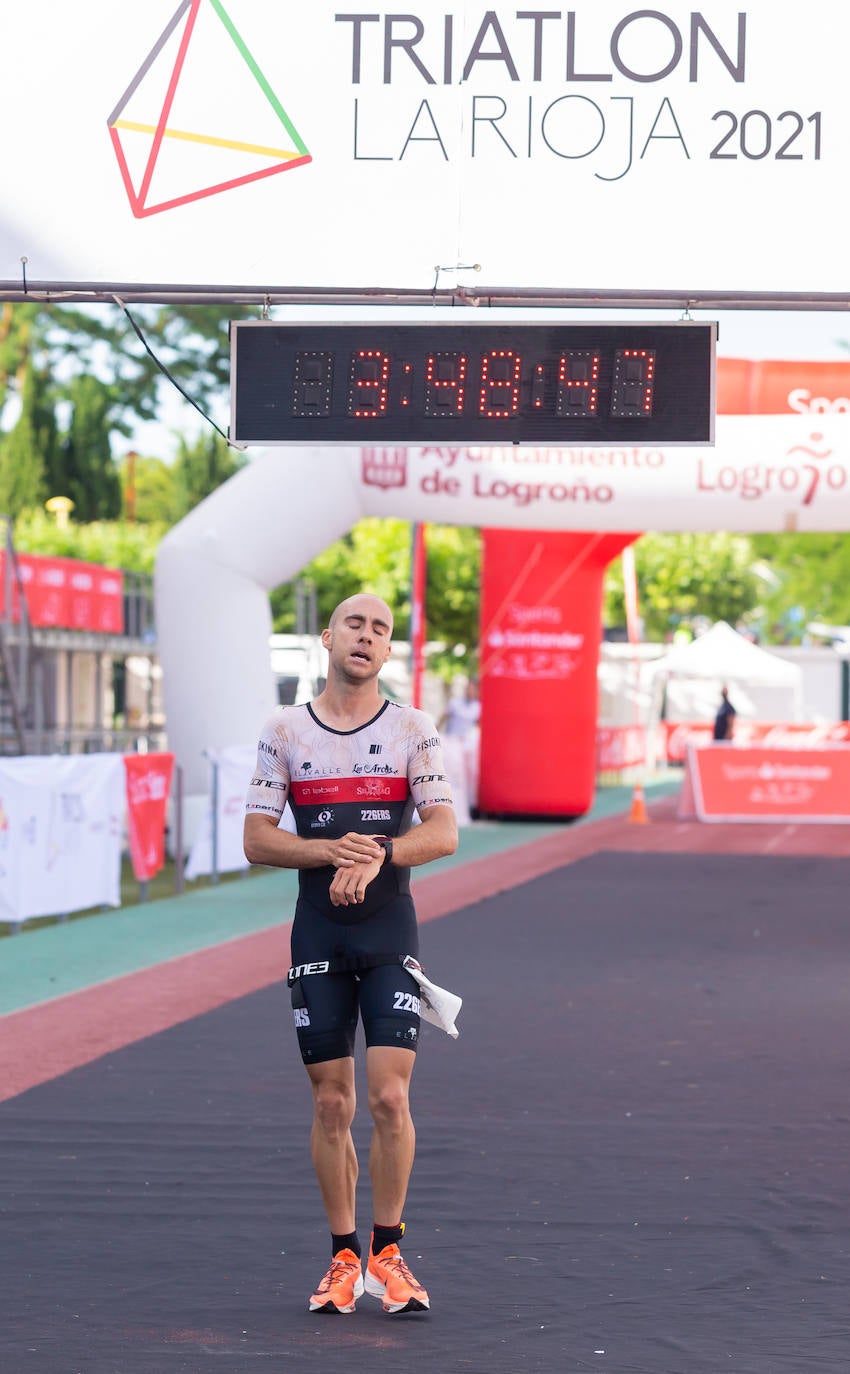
154, 447, 365, 796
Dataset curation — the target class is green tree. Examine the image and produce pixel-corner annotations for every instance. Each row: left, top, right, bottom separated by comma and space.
171, 430, 244, 520
60, 374, 123, 521
0, 301, 256, 455
13, 508, 164, 574
0, 358, 53, 516
120, 451, 178, 525
604, 532, 761, 640
749, 532, 850, 639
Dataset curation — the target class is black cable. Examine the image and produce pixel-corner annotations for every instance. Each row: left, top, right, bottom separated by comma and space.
115, 297, 241, 448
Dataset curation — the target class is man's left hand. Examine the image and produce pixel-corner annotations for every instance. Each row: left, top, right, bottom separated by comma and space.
329, 854, 383, 906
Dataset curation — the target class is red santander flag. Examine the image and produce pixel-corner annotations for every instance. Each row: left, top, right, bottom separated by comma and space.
123, 753, 175, 882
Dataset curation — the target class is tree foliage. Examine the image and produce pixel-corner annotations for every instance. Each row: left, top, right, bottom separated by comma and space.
604, 532, 761, 640
170, 430, 245, 521
0, 359, 49, 516
749, 532, 850, 638
60, 374, 123, 521
13, 508, 164, 574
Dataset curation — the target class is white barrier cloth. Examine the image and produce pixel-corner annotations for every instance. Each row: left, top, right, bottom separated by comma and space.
0, 755, 124, 925
184, 747, 255, 881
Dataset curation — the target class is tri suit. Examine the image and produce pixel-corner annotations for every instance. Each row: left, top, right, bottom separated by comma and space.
245, 699, 453, 1064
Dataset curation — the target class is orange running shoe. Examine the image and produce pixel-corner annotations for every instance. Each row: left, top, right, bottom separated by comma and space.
308, 1249, 365, 1314
365, 1239, 430, 1313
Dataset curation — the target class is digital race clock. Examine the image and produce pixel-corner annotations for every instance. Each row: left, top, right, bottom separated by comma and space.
230, 321, 716, 446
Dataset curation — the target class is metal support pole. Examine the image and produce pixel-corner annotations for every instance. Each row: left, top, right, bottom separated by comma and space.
210, 759, 219, 885
174, 764, 185, 894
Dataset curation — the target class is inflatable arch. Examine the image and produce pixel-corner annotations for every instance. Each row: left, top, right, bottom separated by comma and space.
155, 414, 850, 812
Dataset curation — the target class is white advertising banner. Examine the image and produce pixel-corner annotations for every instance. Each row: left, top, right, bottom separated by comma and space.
184, 746, 255, 881
1, 2, 848, 292
355, 415, 850, 533
184, 744, 297, 880
0, 755, 124, 926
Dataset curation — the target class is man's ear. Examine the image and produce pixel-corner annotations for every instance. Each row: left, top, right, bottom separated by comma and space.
321, 627, 332, 649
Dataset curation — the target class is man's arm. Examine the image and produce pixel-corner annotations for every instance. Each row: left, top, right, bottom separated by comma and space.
327, 804, 458, 907
385, 802, 458, 867
243, 813, 385, 870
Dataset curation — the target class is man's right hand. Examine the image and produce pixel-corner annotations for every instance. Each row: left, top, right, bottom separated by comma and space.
325, 832, 385, 869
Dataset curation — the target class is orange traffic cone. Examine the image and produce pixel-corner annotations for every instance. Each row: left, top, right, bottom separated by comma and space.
628, 783, 650, 824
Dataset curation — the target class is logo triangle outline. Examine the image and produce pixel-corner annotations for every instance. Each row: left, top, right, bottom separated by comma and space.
107, 0, 312, 218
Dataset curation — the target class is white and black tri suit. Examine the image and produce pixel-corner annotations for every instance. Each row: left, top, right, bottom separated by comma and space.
245, 698, 453, 1063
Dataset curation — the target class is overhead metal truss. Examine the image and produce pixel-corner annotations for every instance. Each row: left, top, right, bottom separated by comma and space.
2, 282, 850, 312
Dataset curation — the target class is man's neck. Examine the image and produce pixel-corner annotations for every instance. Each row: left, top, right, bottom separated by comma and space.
312, 680, 384, 731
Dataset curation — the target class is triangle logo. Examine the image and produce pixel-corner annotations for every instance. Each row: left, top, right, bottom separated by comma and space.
107, 0, 312, 218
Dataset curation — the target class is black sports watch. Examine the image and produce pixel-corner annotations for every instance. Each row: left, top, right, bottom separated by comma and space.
376, 837, 394, 865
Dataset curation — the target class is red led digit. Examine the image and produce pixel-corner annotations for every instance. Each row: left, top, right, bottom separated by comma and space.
478, 350, 522, 417
610, 349, 656, 418
556, 351, 600, 418
424, 352, 468, 415
347, 349, 390, 417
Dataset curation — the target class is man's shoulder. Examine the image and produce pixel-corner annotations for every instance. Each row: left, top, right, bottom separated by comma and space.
389, 701, 440, 734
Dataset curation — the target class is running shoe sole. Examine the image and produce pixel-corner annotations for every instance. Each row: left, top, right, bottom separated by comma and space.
364, 1269, 429, 1314
308, 1271, 364, 1314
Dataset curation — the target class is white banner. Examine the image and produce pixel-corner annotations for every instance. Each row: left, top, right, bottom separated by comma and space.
0, 755, 124, 926
1, 1, 848, 292
184, 745, 297, 880
357, 416, 850, 533
184, 746, 254, 880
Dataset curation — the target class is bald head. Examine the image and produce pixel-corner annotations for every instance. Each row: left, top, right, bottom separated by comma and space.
329, 593, 394, 637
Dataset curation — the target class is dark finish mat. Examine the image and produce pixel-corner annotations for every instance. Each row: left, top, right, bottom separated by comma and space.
3, 850, 850, 1373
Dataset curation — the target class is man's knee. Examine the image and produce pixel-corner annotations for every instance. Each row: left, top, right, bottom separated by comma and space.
312, 1077, 356, 1137
368, 1077, 410, 1130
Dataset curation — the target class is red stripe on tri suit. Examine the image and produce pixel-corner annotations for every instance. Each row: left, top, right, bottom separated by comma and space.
290, 777, 410, 805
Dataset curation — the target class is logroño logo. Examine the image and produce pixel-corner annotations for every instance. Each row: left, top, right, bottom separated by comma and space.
107, 0, 311, 217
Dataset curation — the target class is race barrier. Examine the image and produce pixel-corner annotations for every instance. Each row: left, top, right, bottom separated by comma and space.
664, 719, 850, 764
0, 551, 124, 633
677, 745, 850, 823
0, 751, 175, 928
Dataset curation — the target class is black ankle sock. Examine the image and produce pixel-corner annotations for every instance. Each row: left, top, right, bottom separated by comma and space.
372, 1222, 404, 1255
332, 1231, 361, 1258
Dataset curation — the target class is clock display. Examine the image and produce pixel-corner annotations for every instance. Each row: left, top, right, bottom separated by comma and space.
231, 321, 715, 445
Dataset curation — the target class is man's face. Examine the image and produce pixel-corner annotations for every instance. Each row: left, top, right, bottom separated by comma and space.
323, 596, 393, 682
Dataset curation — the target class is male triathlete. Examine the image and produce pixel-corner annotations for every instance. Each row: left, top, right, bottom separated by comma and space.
243, 592, 458, 1316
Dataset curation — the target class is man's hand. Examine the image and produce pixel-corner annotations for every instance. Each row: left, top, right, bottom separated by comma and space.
329, 853, 384, 906
328, 832, 385, 869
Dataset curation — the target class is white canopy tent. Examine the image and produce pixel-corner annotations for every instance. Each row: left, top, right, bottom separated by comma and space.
649, 621, 806, 730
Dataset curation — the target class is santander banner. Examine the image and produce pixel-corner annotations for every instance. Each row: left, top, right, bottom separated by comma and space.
478, 528, 636, 816
683, 746, 850, 823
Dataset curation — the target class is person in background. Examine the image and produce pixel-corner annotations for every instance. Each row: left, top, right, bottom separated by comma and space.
439, 678, 481, 816
243, 592, 458, 1317
438, 677, 480, 740
713, 685, 737, 741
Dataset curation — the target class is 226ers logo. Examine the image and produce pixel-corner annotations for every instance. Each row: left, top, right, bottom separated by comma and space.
361, 808, 391, 821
